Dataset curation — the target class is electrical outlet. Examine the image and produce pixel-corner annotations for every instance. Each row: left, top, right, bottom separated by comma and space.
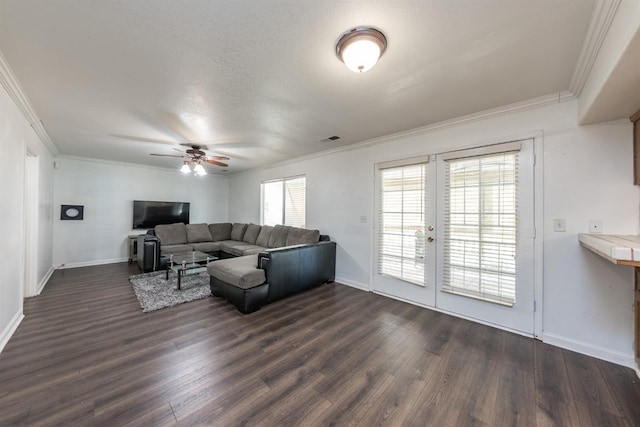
360, 215, 367, 223
553, 219, 566, 232
589, 220, 602, 233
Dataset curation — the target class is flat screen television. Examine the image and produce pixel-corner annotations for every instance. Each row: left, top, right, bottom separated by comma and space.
132, 200, 190, 229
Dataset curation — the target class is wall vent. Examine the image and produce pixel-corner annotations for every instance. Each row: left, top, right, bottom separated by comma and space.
320, 135, 341, 142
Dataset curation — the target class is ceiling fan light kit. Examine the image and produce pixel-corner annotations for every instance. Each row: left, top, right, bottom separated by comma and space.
336, 26, 387, 73
180, 160, 207, 176
180, 162, 192, 174
150, 144, 228, 175
193, 163, 206, 176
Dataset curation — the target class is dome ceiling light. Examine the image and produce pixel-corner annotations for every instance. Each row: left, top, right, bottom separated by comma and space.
336, 27, 387, 73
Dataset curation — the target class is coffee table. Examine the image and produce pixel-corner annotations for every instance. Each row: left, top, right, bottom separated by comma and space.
165, 251, 217, 290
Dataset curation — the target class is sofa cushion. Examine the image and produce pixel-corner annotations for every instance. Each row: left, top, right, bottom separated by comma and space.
218, 241, 252, 256
255, 225, 274, 247
209, 223, 232, 241
155, 223, 187, 246
207, 255, 266, 289
186, 223, 213, 243
189, 241, 221, 253
268, 225, 291, 248
160, 244, 193, 255
241, 246, 267, 256
286, 227, 320, 246
242, 224, 262, 244
227, 245, 252, 257
230, 223, 248, 241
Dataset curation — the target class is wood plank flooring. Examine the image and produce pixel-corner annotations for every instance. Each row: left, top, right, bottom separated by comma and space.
1, 262, 640, 426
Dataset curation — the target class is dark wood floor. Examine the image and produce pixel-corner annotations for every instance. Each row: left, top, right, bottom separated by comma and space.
1, 263, 640, 426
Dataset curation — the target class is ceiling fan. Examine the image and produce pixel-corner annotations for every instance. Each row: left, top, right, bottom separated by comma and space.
150, 144, 229, 174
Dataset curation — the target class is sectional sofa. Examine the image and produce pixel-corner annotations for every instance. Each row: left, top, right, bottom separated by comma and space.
136, 222, 337, 313
153, 222, 323, 258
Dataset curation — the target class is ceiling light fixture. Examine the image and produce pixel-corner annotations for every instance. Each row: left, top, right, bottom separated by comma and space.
179, 160, 207, 176
193, 163, 207, 176
180, 162, 191, 174
336, 26, 387, 73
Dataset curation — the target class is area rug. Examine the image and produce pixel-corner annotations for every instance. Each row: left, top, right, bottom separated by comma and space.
130, 271, 211, 313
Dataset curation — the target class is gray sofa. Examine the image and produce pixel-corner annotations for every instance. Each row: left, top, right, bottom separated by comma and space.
208, 241, 336, 314
152, 222, 322, 258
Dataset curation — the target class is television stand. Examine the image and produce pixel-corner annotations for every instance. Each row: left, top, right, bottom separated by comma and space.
127, 234, 145, 264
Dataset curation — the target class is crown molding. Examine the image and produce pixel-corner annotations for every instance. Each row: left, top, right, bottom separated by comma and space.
55, 154, 229, 177
0, 49, 58, 156
569, 0, 621, 97
231, 90, 574, 176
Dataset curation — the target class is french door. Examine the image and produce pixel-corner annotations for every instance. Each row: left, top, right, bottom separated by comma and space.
373, 140, 535, 335
371, 155, 437, 308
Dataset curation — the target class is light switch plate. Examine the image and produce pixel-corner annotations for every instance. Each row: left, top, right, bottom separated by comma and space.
553, 219, 566, 232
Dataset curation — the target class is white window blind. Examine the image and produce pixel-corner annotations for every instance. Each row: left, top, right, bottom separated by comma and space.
377, 162, 427, 286
261, 176, 306, 228
443, 151, 518, 305
283, 176, 306, 227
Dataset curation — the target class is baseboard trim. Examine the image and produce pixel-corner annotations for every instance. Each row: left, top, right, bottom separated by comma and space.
0, 310, 24, 354
335, 277, 370, 291
58, 257, 128, 270
35, 265, 55, 296
543, 332, 635, 369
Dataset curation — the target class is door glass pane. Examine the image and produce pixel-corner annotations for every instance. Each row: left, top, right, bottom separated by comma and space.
378, 163, 427, 286
443, 152, 518, 305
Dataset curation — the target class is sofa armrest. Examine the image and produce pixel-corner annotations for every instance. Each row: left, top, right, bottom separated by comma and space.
136, 234, 162, 272
257, 241, 336, 303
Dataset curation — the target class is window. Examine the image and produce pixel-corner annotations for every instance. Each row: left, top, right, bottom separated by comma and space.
261, 176, 306, 228
442, 150, 518, 305
377, 161, 428, 286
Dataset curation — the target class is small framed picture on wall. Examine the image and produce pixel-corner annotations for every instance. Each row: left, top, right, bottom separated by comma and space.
61, 205, 84, 220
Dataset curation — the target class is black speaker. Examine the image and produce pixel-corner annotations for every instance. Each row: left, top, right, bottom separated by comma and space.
61, 205, 84, 220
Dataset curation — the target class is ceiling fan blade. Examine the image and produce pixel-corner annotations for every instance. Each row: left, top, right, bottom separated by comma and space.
150, 154, 186, 158
208, 156, 230, 161
210, 149, 249, 160
206, 159, 228, 167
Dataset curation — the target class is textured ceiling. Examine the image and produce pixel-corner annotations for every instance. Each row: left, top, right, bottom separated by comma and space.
0, 0, 595, 173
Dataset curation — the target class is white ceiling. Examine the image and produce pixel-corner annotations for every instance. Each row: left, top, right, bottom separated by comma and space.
0, 1, 598, 173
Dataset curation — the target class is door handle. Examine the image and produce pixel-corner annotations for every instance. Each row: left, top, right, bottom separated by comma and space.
427, 237, 434, 242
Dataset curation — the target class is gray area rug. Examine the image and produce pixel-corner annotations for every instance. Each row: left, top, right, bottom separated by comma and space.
130, 270, 211, 312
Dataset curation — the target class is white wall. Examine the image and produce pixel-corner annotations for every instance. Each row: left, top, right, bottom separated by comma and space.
578, 0, 640, 123
0, 81, 55, 352
52, 158, 229, 267
37, 153, 54, 288
229, 99, 639, 367
543, 118, 635, 365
